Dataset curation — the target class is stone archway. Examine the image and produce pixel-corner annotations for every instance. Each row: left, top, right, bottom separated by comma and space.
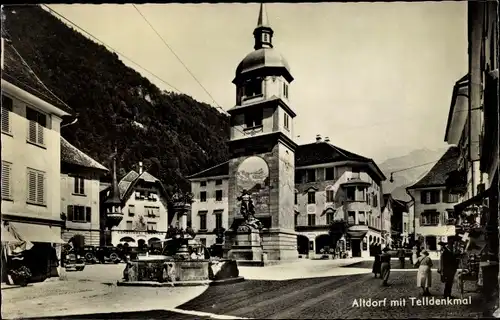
315, 234, 331, 254
297, 235, 309, 255
137, 239, 146, 250
148, 237, 161, 245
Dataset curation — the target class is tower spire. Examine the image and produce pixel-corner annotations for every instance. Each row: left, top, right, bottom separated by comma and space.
257, 3, 269, 28
105, 143, 121, 205
253, 3, 274, 50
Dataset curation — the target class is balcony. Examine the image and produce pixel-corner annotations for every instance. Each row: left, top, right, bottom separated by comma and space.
346, 224, 369, 239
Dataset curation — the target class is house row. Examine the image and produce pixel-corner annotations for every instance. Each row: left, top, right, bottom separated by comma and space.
405, 1, 498, 267
0, 35, 173, 283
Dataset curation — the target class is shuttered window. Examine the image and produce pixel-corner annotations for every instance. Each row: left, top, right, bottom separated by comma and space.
1, 95, 13, 134
26, 107, 46, 146
27, 168, 45, 205
67, 205, 91, 223
1, 161, 12, 200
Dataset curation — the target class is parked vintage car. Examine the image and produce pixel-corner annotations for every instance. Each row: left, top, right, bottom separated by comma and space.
79, 246, 100, 264
94, 246, 123, 264
64, 251, 86, 271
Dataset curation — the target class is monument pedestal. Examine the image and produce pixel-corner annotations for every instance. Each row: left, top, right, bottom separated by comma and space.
225, 229, 263, 266
261, 228, 298, 261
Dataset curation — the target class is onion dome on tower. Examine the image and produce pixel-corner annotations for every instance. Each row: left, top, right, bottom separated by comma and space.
233, 3, 293, 85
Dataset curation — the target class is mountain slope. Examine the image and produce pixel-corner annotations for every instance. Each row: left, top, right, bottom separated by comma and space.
3, 5, 230, 190
378, 147, 449, 201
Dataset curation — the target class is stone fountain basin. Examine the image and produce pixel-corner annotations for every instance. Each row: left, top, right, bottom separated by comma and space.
119, 257, 243, 287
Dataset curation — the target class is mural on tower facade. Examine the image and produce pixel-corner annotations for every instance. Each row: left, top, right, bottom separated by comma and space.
236, 156, 270, 214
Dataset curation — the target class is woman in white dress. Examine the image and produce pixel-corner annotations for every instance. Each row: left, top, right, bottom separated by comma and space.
415, 250, 433, 296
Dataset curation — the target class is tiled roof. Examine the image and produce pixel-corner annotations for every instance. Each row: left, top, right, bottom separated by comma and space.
408, 146, 460, 189
117, 170, 167, 202
61, 137, 108, 171
99, 182, 111, 193
187, 141, 384, 180
118, 170, 140, 199
2, 41, 72, 114
295, 142, 370, 167
187, 162, 229, 179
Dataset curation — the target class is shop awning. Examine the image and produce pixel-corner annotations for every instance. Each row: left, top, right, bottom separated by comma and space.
454, 188, 490, 214
1, 223, 20, 243
9, 222, 65, 244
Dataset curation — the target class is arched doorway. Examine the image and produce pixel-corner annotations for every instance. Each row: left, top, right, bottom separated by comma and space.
137, 239, 146, 250
297, 235, 309, 255
120, 237, 136, 244
315, 234, 332, 254
148, 237, 161, 245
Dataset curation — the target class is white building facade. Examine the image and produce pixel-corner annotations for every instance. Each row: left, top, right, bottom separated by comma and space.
1, 38, 71, 280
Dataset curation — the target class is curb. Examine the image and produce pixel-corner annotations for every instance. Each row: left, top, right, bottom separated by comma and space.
116, 276, 245, 287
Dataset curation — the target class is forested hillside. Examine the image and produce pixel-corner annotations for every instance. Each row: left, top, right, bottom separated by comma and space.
3, 5, 230, 190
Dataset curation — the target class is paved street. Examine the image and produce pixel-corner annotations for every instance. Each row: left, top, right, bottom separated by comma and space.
347, 258, 441, 271
1, 261, 495, 319
179, 271, 493, 319
1, 264, 207, 319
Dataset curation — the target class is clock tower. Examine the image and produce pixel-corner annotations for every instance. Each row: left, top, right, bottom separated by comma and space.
226, 3, 298, 262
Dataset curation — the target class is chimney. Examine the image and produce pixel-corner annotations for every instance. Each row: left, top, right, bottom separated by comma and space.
138, 161, 143, 174
316, 134, 322, 143
324, 137, 330, 143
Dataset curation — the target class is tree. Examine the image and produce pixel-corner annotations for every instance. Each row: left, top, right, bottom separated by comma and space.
328, 220, 349, 250
3, 5, 231, 194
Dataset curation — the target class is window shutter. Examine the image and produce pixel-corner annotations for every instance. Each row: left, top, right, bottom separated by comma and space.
27, 170, 37, 202
73, 177, 78, 194
79, 177, 85, 194
1, 107, 10, 133
86, 207, 92, 222
28, 121, 37, 143
36, 172, 44, 204
420, 192, 426, 204
1, 162, 11, 199
67, 205, 74, 221
37, 123, 44, 145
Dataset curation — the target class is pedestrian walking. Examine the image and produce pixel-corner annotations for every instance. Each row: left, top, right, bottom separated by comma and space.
398, 247, 406, 269
380, 247, 391, 286
438, 241, 459, 298
415, 250, 433, 296
372, 246, 381, 278
411, 245, 418, 265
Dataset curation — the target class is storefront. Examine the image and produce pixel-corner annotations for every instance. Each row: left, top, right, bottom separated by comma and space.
1, 218, 66, 285
453, 180, 499, 297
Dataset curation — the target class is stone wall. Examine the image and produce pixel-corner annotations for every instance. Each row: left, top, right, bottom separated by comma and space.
124, 259, 239, 282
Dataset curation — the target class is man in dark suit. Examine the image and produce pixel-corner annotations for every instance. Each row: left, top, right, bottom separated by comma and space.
438, 241, 459, 298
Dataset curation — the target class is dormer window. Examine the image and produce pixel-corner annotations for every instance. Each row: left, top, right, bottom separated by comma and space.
244, 109, 263, 128
244, 79, 262, 98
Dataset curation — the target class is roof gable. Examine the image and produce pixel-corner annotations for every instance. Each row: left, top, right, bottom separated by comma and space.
118, 170, 140, 199
295, 142, 369, 167
2, 41, 72, 114
408, 146, 459, 189
61, 137, 108, 172
119, 170, 170, 203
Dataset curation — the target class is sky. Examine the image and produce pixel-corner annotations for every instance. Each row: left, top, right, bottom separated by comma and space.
46, 3, 468, 163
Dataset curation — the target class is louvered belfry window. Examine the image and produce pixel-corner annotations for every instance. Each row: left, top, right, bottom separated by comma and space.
27, 168, 45, 205
26, 107, 46, 146
1, 161, 12, 200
